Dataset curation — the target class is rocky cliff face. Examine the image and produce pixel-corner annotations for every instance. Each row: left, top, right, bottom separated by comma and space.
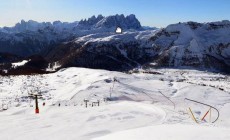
78, 15, 104, 27
94, 14, 142, 29
77, 14, 142, 30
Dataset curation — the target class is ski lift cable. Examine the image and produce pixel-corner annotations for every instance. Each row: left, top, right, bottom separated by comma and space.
115, 79, 175, 108
116, 80, 155, 100
158, 91, 175, 109
117, 80, 161, 98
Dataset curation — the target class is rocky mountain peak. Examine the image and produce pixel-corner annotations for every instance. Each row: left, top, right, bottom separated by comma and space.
79, 15, 104, 26
78, 14, 142, 30
94, 14, 141, 29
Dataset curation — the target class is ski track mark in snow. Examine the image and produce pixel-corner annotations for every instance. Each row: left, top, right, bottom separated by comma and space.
0, 68, 230, 140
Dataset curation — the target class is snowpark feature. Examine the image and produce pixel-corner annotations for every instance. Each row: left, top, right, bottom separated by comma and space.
0, 67, 230, 140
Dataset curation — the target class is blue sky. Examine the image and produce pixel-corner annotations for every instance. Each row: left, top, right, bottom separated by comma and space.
0, 0, 230, 27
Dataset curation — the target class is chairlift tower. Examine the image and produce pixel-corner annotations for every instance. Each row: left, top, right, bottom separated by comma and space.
29, 93, 42, 114
84, 99, 89, 108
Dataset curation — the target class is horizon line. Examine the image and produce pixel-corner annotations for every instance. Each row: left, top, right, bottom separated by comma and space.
1, 18, 230, 29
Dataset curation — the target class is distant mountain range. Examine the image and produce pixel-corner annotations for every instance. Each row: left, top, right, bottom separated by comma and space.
0, 14, 143, 57
0, 14, 229, 75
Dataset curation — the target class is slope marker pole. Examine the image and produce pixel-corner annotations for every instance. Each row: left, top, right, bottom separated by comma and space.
189, 107, 198, 123
201, 109, 210, 121
209, 107, 211, 123
35, 95, 39, 114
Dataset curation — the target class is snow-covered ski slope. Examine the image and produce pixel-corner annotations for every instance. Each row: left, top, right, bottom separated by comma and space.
0, 67, 230, 140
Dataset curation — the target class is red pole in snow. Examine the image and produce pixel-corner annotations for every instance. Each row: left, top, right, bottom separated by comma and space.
29, 93, 42, 114
201, 110, 209, 121
35, 95, 39, 114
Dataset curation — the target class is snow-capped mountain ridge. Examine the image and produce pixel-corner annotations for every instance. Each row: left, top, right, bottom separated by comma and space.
47, 20, 230, 73
0, 18, 230, 74
1, 20, 79, 33
77, 14, 142, 30
95, 14, 142, 29
0, 14, 142, 34
151, 20, 230, 71
78, 15, 104, 26
0, 14, 145, 57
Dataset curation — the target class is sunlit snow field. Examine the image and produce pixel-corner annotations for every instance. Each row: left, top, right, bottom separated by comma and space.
0, 68, 230, 140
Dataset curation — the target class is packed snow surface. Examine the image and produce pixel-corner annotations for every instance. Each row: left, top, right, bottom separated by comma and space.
94, 124, 230, 140
0, 67, 229, 140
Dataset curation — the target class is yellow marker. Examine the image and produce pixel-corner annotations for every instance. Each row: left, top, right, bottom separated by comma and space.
189, 107, 198, 123
209, 107, 211, 123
